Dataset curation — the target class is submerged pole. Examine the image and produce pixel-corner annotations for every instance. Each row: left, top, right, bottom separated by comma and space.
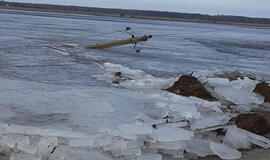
86, 35, 152, 49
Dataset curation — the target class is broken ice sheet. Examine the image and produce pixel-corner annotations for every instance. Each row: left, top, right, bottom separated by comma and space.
136, 153, 162, 160
210, 142, 241, 160
110, 139, 141, 157
185, 139, 213, 157
224, 126, 252, 149
225, 125, 270, 149
69, 137, 95, 147
214, 86, 264, 105
190, 112, 230, 130
118, 123, 153, 135
50, 146, 112, 160
10, 153, 42, 160
99, 128, 137, 140
150, 126, 194, 142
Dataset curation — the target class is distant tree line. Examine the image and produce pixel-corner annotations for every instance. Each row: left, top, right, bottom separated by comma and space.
1, 2, 270, 25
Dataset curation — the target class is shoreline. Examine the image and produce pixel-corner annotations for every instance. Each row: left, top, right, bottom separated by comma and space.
1, 6, 270, 28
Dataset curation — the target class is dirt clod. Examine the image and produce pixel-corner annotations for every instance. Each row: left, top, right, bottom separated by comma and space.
165, 75, 216, 101
253, 82, 270, 102
233, 113, 270, 135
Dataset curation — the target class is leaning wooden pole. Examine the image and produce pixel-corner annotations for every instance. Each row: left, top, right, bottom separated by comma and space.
86, 35, 152, 49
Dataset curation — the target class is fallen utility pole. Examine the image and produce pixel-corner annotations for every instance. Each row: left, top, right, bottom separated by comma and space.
86, 35, 152, 49
86, 27, 152, 53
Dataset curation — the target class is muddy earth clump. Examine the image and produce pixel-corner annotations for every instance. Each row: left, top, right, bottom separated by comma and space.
166, 75, 216, 101
253, 82, 270, 103
233, 113, 270, 135
215, 71, 256, 81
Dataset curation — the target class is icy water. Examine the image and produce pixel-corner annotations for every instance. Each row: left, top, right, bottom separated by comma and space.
0, 9, 270, 159
1, 9, 270, 87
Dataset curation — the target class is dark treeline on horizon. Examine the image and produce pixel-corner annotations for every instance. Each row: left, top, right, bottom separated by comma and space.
1, 2, 270, 25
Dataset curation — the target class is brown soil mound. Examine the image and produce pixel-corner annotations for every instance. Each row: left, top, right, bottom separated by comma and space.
253, 82, 270, 103
166, 75, 216, 101
233, 113, 270, 135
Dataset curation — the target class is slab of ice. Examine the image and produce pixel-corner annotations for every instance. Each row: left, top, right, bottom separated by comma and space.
225, 126, 270, 149
214, 86, 264, 105
10, 153, 42, 160
0, 134, 29, 149
190, 112, 230, 130
93, 136, 113, 148
185, 139, 213, 157
50, 146, 112, 160
69, 137, 94, 147
136, 153, 162, 160
0, 122, 92, 139
110, 139, 141, 157
210, 142, 241, 160
150, 126, 194, 142
158, 141, 186, 150
99, 128, 137, 140
223, 126, 252, 149
207, 78, 230, 86
118, 123, 153, 135
37, 136, 58, 155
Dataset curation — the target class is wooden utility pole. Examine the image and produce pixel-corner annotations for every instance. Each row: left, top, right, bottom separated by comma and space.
86, 35, 152, 49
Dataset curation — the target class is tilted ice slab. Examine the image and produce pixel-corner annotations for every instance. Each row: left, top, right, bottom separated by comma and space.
190, 112, 231, 130
224, 125, 270, 149
194, 71, 264, 108
185, 139, 241, 159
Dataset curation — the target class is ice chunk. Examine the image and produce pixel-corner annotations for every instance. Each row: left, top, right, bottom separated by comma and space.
229, 77, 258, 91
136, 153, 162, 160
37, 136, 57, 155
135, 112, 154, 124
190, 112, 230, 130
50, 146, 112, 160
223, 126, 252, 149
214, 87, 264, 105
0, 134, 29, 149
118, 123, 153, 135
158, 141, 186, 150
207, 78, 230, 86
185, 139, 213, 157
0, 122, 91, 139
10, 153, 42, 160
226, 126, 270, 149
93, 136, 113, 148
99, 128, 137, 140
210, 142, 241, 160
69, 137, 94, 147
150, 126, 193, 142
110, 139, 141, 157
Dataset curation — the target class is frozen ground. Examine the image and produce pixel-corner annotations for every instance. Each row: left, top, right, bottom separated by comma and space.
0, 9, 270, 160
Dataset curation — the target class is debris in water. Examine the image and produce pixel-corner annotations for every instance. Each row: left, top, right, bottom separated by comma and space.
253, 82, 270, 102
165, 75, 216, 101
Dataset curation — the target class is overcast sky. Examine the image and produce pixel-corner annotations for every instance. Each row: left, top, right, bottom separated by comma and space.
6, 0, 270, 18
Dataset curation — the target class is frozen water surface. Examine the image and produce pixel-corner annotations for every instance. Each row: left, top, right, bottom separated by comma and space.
0, 9, 270, 159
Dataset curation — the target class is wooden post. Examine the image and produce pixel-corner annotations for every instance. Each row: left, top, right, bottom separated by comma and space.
86, 35, 152, 49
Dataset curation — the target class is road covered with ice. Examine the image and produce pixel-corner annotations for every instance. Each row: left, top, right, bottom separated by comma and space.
0, 9, 270, 160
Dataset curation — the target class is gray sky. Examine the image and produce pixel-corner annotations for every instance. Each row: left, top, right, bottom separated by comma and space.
6, 0, 270, 18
